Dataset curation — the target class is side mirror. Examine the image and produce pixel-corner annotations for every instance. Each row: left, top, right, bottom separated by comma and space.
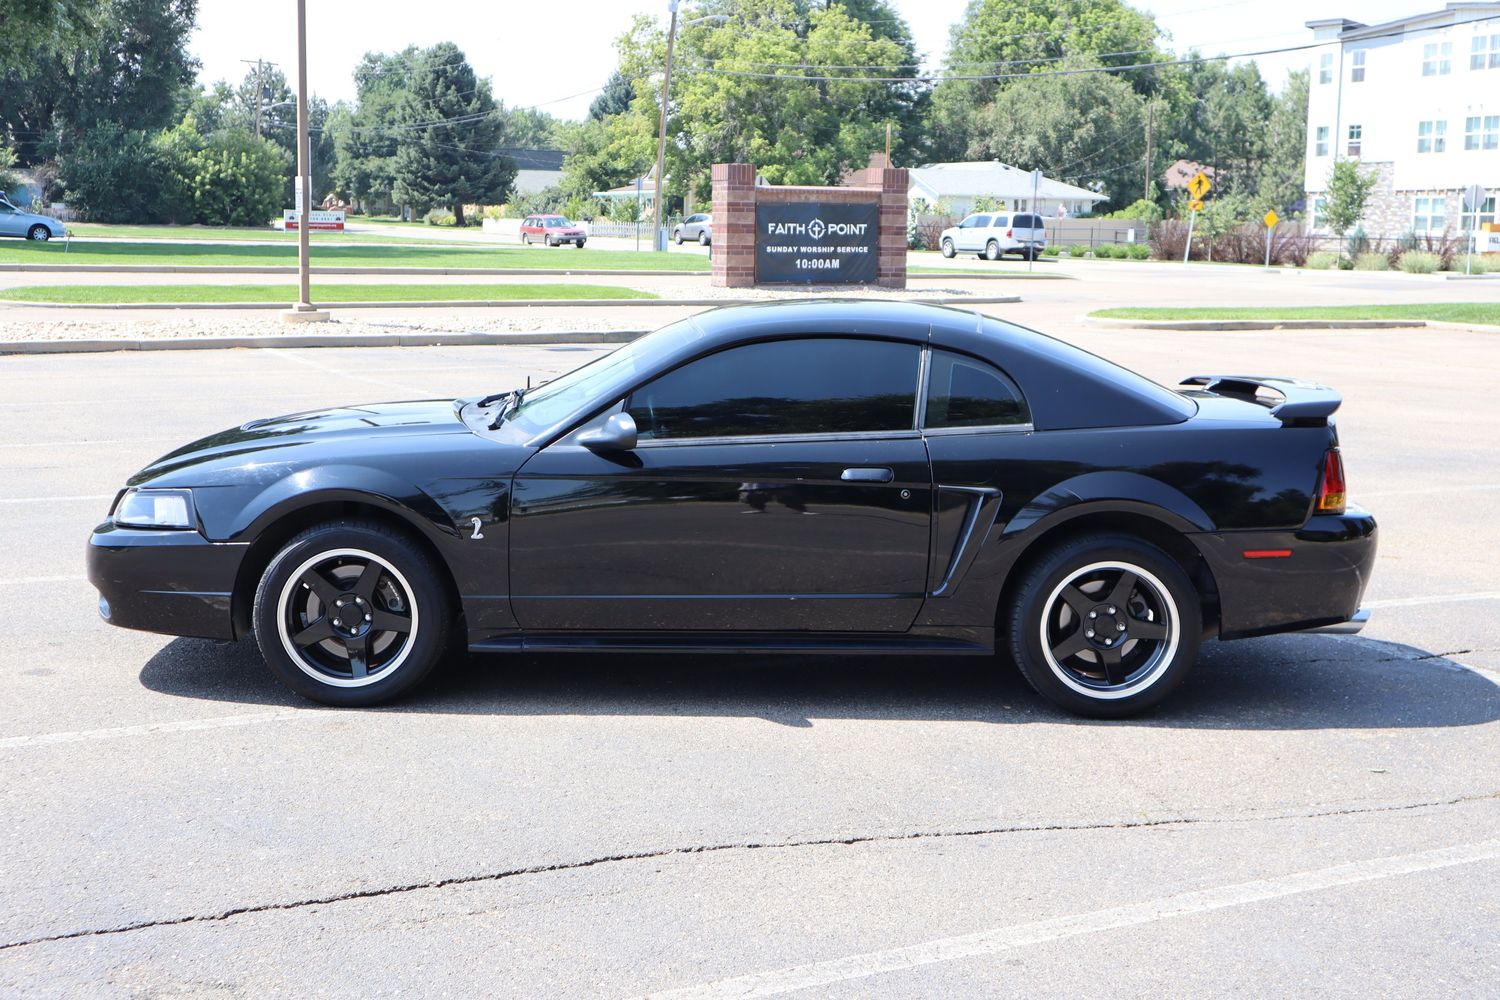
576, 411, 638, 452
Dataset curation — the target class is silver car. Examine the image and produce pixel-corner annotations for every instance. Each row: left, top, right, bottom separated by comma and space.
0, 200, 66, 241
673, 212, 712, 245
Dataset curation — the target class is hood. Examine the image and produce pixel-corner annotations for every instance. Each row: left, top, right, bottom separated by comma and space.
130, 399, 472, 486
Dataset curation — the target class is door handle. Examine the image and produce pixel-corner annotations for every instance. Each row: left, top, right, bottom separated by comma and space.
841, 467, 894, 483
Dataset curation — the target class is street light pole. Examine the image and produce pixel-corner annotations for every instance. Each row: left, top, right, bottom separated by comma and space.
283, 0, 327, 322
651, 0, 680, 254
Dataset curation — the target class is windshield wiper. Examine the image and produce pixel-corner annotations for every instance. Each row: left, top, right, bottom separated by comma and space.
479, 388, 525, 430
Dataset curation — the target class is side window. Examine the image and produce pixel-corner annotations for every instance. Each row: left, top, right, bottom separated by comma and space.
958, 215, 978, 228
626, 338, 921, 440
923, 350, 1029, 429
973, 214, 992, 228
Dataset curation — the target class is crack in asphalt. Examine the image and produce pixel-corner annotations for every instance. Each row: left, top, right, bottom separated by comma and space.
3, 790, 1496, 953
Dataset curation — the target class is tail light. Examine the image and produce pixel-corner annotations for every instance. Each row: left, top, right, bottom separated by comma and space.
1006, 229, 1013, 238
1316, 448, 1346, 514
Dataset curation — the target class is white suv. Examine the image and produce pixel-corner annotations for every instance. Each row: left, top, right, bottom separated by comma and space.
939, 211, 1048, 261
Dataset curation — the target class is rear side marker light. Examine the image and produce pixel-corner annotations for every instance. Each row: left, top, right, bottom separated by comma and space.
1316, 448, 1347, 514
1243, 549, 1293, 559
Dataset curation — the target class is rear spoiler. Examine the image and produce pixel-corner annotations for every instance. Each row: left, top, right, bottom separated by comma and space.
1180, 375, 1342, 426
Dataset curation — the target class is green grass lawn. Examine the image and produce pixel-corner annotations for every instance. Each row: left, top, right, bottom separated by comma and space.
62, 222, 488, 245
0, 239, 708, 272
0, 283, 658, 305
1090, 303, 1500, 325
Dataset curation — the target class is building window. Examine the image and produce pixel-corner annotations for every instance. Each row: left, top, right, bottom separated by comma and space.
1319, 52, 1333, 84
1471, 34, 1500, 70
1347, 124, 1362, 157
1312, 196, 1328, 229
1417, 120, 1447, 153
1422, 42, 1452, 76
1461, 196, 1497, 233
1315, 125, 1329, 157
1350, 50, 1366, 82
1413, 197, 1447, 234
1465, 115, 1500, 150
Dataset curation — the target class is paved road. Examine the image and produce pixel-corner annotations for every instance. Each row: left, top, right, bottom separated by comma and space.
1, 326, 1498, 996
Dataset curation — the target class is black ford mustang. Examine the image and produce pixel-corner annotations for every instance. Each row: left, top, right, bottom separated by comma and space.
88, 301, 1375, 717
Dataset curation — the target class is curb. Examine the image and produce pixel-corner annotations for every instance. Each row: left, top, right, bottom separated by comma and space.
1085, 317, 1429, 331
0, 329, 652, 356
1, 295, 1023, 311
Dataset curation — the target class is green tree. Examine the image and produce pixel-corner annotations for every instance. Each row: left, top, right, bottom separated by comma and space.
0, 0, 199, 165
390, 43, 517, 225
57, 121, 177, 222
1256, 69, 1308, 214
1323, 158, 1377, 264
932, 0, 1164, 161
588, 71, 635, 120
0, 0, 98, 76
1164, 57, 1273, 198
329, 49, 417, 211
967, 61, 1146, 209
183, 130, 286, 226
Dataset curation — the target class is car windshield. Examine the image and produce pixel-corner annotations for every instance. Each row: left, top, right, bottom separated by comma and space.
501, 319, 700, 437
545, 217, 571, 227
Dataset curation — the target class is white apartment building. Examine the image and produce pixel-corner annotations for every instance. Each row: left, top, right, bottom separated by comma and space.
1305, 2, 1500, 239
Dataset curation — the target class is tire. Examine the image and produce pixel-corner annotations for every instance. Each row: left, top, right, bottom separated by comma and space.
575, 240, 585, 249
27, 225, 50, 242
521, 234, 529, 245
941, 239, 956, 259
985, 240, 1001, 261
699, 231, 710, 246
546, 237, 555, 247
252, 519, 453, 707
1004, 533, 1201, 718
674, 229, 684, 244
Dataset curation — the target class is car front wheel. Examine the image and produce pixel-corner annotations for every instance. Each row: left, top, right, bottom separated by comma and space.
1005, 533, 1201, 718
27, 225, 50, 242
941, 238, 956, 259
575, 240, 585, 248
699, 231, 710, 245
674, 229, 684, 244
253, 519, 452, 707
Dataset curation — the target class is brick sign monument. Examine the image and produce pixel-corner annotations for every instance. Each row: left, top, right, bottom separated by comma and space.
710, 159, 908, 289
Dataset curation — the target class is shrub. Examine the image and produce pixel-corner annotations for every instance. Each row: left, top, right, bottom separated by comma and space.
1041, 245, 1061, 257
182, 130, 286, 227
424, 209, 457, 226
1305, 251, 1338, 270
1124, 242, 1151, 259
1067, 243, 1091, 257
1352, 253, 1389, 271
59, 122, 178, 223
1398, 251, 1440, 273
1093, 243, 1119, 258
1101, 198, 1165, 223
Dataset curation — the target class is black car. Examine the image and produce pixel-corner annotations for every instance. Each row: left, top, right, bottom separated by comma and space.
88, 301, 1375, 717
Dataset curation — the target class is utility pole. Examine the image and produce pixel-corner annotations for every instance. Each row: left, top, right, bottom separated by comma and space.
1143, 99, 1154, 202
652, 0, 680, 254
282, 1, 326, 323
240, 58, 277, 139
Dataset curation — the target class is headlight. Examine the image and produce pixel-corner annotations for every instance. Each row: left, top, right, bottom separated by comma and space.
112, 488, 197, 529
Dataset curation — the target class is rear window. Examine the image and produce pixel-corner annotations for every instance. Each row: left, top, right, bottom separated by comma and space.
1013, 214, 1044, 229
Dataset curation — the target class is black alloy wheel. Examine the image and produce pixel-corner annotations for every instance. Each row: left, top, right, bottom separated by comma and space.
253, 519, 451, 706
1005, 533, 1200, 718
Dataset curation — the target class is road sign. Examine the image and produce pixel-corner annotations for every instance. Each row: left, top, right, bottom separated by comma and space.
1188, 170, 1212, 200
1463, 184, 1487, 213
1263, 209, 1280, 228
1188, 198, 1204, 212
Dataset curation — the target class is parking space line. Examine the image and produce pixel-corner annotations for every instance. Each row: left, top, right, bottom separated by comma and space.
1366, 591, 1500, 609
0, 708, 324, 750
632, 838, 1500, 1000
263, 348, 434, 396
0, 575, 84, 585
0, 440, 171, 450
0, 494, 111, 504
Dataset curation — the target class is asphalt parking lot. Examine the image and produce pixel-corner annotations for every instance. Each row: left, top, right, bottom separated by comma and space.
2, 321, 1498, 997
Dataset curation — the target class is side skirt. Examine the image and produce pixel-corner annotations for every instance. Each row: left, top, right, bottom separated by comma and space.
468, 629, 994, 657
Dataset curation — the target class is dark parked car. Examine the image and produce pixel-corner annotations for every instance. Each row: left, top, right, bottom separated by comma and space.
519, 215, 586, 247
88, 301, 1375, 716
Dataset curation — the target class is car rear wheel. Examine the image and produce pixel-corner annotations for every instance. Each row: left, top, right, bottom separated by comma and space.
1004, 533, 1201, 718
941, 238, 956, 259
985, 240, 1001, 261
521, 234, 529, 245
27, 225, 50, 242
253, 519, 452, 707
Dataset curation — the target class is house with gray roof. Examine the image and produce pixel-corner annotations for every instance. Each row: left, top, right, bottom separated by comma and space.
907, 161, 1108, 217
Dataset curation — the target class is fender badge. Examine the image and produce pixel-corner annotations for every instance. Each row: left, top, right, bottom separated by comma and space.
469, 517, 485, 541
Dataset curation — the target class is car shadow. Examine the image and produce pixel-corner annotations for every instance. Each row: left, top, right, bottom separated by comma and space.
138, 632, 1500, 731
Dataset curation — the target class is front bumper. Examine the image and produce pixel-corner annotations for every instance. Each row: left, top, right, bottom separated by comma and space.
87, 522, 247, 640
1191, 506, 1378, 640
548, 234, 586, 244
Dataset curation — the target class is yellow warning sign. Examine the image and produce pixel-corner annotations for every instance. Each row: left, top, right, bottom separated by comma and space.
1188, 171, 1212, 200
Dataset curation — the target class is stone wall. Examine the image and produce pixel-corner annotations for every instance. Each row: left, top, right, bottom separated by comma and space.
1311, 160, 1481, 239
710, 162, 908, 288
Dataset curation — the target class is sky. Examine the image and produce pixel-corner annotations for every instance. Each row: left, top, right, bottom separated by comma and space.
190, 0, 1439, 122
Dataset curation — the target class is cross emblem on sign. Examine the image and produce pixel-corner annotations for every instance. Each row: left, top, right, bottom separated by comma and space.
808, 218, 826, 240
